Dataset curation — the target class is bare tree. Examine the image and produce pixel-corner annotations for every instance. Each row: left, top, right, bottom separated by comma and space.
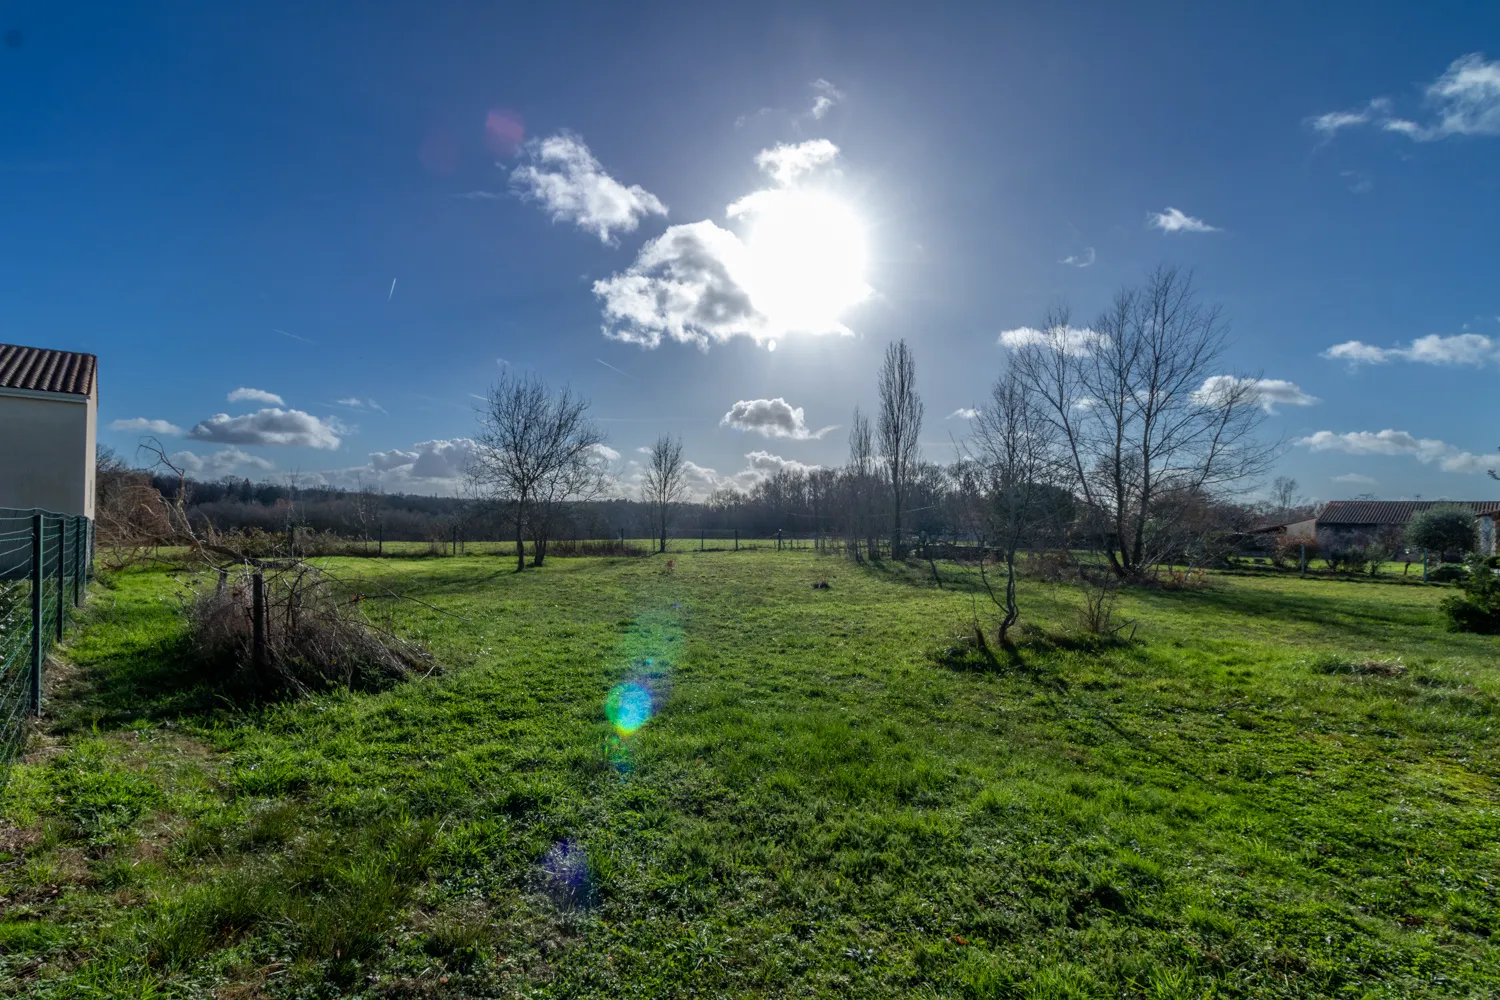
967, 370, 1058, 642
878, 340, 924, 559
641, 434, 687, 554
1011, 267, 1279, 579
530, 443, 609, 565
1270, 476, 1300, 519
467, 372, 605, 572
843, 407, 877, 560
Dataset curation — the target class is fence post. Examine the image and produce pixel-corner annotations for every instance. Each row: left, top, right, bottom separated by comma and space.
55, 517, 65, 642
1299, 544, 1306, 578
29, 513, 43, 715
734, 529, 738, 552
700, 528, 705, 552
251, 570, 267, 672
1422, 549, 1429, 583
777, 529, 782, 551
72, 516, 83, 607
378, 523, 384, 557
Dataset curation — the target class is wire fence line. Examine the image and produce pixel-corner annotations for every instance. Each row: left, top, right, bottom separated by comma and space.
0, 508, 94, 789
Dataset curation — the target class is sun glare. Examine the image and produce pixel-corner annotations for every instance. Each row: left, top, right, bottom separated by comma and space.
737, 188, 870, 335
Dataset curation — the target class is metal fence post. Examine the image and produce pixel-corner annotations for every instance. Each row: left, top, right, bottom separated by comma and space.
29, 513, 43, 716
72, 516, 83, 607
55, 517, 65, 642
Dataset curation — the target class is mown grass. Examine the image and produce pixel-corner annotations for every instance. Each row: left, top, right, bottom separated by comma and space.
1, 551, 1497, 998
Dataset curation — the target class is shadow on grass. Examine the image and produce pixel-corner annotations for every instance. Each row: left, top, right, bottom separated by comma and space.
51, 631, 251, 731
859, 556, 989, 595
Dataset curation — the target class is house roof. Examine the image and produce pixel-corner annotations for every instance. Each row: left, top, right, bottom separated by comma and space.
0, 342, 97, 397
1317, 500, 1500, 526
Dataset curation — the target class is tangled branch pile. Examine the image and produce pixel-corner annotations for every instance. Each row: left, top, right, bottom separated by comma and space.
189, 564, 429, 695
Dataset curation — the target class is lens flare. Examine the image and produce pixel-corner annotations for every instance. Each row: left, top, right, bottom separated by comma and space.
539, 839, 592, 909
605, 682, 653, 735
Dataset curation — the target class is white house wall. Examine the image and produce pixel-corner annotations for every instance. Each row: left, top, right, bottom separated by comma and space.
0, 391, 92, 516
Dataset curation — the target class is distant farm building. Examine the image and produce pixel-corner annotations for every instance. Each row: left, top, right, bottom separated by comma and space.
0, 343, 98, 517
1315, 500, 1500, 556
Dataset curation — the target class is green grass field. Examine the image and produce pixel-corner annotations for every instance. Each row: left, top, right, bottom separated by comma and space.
2, 551, 1497, 998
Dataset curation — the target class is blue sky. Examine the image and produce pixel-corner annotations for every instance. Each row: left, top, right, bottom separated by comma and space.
3, 2, 1497, 502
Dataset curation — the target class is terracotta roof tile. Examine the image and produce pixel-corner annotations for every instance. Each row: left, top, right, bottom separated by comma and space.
1317, 500, 1500, 525
0, 342, 97, 396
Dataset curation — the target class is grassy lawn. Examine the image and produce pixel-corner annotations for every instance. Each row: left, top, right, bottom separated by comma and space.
1, 551, 1497, 998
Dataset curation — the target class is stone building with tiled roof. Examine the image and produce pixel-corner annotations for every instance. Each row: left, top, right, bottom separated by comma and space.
1316, 500, 1500, 556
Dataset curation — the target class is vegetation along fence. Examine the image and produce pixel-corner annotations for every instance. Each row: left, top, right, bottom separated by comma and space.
0, 508, 94, 786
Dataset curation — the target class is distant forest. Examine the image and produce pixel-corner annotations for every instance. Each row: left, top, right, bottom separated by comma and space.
148, 462, 1017, 545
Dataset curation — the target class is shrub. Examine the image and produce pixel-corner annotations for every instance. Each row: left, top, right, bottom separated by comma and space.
1321, 546, 1362, 574
1405, 504, 1478, 559
1441, 560, 1500, 633
188, 564, 428, 695
1429, 564, 1467, 584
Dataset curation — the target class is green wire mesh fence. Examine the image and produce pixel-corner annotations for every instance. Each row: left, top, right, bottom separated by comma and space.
0, 508, 93, 789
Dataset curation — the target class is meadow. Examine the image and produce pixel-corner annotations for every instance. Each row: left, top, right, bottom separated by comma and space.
1, 550, 1497, 998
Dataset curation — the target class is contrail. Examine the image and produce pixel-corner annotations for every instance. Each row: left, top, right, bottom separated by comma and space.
388, 278, 397, 301
595, 357, 633, 379
272, 327, 315, 344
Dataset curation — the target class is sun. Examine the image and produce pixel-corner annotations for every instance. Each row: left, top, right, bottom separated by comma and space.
733, 188, 870, 336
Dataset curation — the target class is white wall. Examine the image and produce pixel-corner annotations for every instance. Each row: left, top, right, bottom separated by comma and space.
0, 390, 94, 516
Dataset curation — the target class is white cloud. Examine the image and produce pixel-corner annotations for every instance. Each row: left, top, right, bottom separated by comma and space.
227, 387, 284, 406
754, 139, 840, 186
1323, 333, 1499, 366
595, 221, 769, 348
1425, 53, 1500, 138
1299, 429, 1488, 473
1193, 375, 1319, 414
1333, 472, 1377, 485
333, 397, 388, 413
998, 325, 1108, 356
169, 448, 275, 477
948, 408, 979, 420
109, 417, 183, 436
188, 408, 342, 449
720, 397, 829, 439
1309, 98, 1393, 135
806, 79, 844, 121
660, 450, 822, 500
589, 443, 621, 462
1059, 247, 1095, 268
1149, 208, 1220, 233
511, 133, 667, 243
593, 141, 867, 349
1311, 54, 1500, 142
319, 438, 481, 494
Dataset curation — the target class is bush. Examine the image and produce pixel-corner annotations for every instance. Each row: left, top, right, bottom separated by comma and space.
188, 564, 429, 695
1321, 546, 1362, 574
1441, 560, 1500, 633
1429, 564, 1467, 584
